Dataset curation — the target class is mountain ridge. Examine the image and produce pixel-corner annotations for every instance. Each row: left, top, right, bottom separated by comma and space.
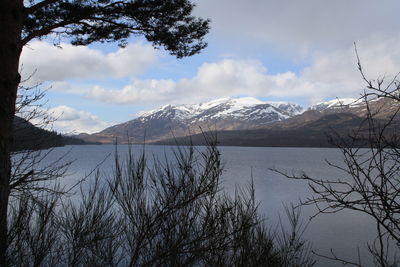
77, 96, 400, 147
79, 97, 304, 143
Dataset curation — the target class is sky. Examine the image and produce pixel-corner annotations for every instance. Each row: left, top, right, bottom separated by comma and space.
19, 0, 400, 134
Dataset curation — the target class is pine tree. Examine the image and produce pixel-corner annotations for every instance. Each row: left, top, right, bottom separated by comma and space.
0, 0, 209, 264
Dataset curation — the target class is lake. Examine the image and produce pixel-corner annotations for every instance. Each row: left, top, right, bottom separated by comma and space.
35, 144, 379, 266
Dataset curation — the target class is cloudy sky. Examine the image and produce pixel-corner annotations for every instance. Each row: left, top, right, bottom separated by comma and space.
20, 0, 400, 134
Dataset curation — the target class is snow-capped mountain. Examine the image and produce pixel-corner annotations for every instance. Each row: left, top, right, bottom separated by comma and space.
82, 97, 304, 143
307, 97, 399, 119
139, 97, 303, 123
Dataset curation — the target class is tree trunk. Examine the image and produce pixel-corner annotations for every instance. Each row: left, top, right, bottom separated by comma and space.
0, 0, 23, 265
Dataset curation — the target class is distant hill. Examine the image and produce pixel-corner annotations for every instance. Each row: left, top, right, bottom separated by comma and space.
12, 116, 91, 151
154, 113, 373, 148
76, 96, 400, 148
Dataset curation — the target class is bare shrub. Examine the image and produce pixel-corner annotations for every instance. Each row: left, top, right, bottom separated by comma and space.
7, 139, 314, 266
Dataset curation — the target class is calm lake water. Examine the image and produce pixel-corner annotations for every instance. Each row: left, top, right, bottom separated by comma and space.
36, 144, 379, 266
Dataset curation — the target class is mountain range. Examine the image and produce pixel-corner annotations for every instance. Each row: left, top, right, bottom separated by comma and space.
78, 97, 303, 144
77, 96, 399, 147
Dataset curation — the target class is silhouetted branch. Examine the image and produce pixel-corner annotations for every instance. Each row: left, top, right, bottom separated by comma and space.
274, 45, 400, 266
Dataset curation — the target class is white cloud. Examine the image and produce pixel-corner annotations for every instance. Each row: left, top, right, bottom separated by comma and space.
84, 35, 400, 106
47, 81, 96, 94
47, 106, 112, 134
84, 58, 307, 105
20, 41, 158, 83
86, 80, 177, 104
195, 0, 400, 54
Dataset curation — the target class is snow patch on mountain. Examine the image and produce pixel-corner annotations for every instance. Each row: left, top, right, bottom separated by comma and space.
197, 97, 232, 110
309, 98, 363, 111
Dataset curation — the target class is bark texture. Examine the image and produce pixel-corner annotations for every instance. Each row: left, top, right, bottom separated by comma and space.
0, 0, 23, 265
